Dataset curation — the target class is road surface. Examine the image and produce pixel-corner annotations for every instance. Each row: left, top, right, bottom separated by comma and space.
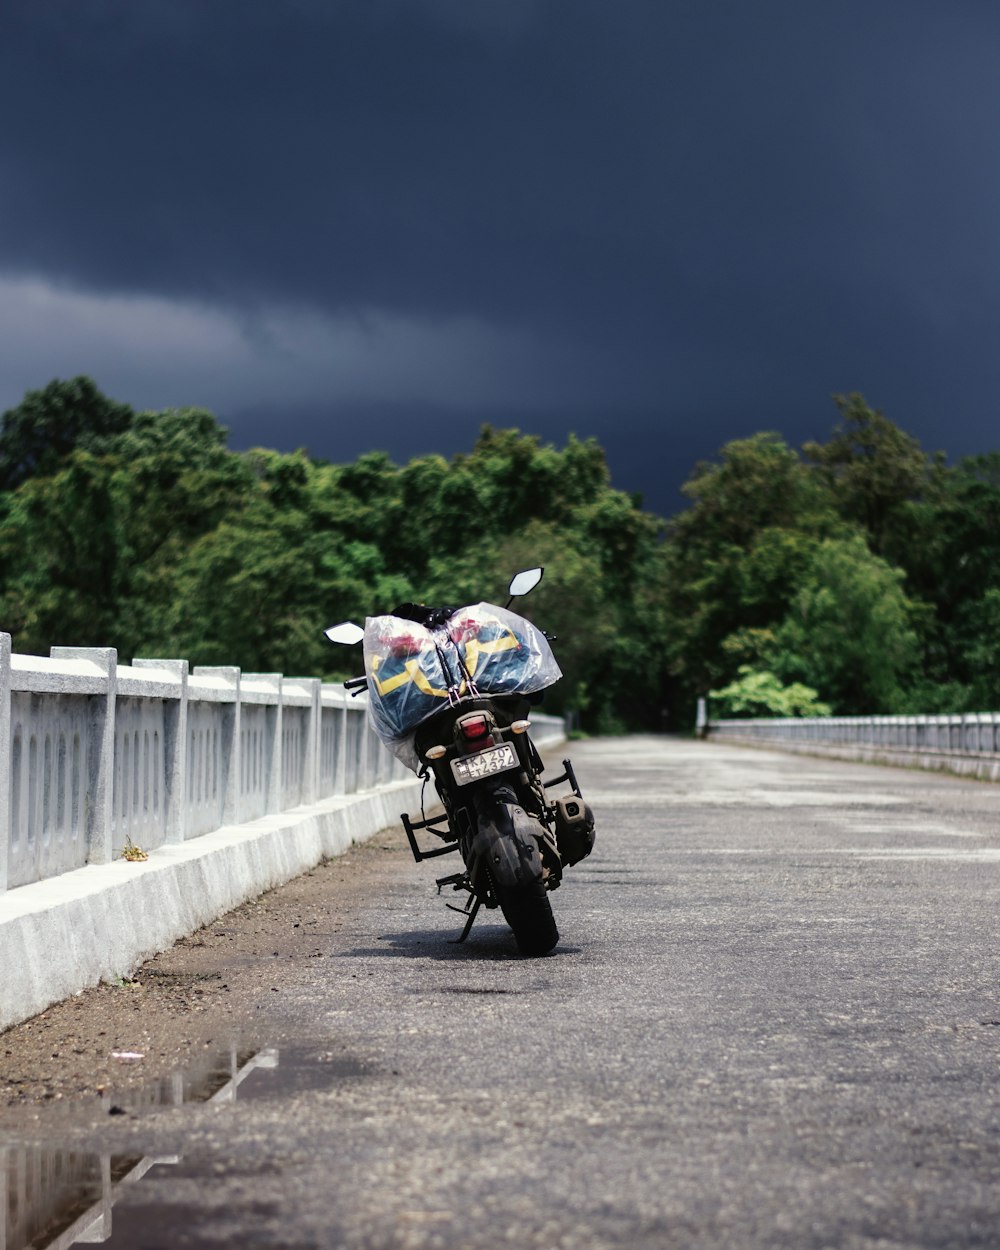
5, 736, 1000, 1249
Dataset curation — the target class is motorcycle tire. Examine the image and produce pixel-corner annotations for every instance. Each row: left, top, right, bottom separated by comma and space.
472, 786, 559, 956
489, 867, 559, 956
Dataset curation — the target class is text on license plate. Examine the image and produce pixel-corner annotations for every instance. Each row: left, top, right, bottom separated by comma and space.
451, 742, 519, 786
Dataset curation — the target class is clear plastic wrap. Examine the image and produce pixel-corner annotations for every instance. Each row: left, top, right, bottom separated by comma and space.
363, 602, 562, 772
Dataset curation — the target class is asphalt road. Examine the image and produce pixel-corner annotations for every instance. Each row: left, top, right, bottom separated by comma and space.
13, 737, 1000, 1249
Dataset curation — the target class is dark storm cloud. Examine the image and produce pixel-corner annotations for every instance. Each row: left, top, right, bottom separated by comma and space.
1, 0, 999, 514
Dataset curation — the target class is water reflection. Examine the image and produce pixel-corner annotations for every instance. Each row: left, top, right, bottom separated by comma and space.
1, 1044, 277, 1250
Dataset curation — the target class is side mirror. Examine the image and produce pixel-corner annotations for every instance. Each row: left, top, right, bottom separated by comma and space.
507, 567, 544, 600
324, 621, 365, 645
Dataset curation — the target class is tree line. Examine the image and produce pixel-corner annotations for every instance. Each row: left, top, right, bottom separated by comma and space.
1, 378, 997, 730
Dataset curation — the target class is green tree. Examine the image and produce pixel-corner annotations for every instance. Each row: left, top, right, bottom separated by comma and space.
950, 587, 1000, 711
0, 406, 257, 661
0, 451, 123, 649
710, 667, 831, 718
415, 518, 622, 727
152, 446, 415, 674
872, 451, 1000, 708
157, 506, 332, 674
5, 373, 993, 729
661, 432, 841, 713
774, 535, 920, 712
394, 431, 667, 731
0, 376, 134, 491
803, 393, 943, 558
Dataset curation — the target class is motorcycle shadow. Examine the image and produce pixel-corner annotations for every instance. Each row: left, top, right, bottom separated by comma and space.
345, 925, 582, 962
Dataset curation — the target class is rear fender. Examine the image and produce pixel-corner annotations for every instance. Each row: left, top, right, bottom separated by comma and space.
467, 784, 544, 896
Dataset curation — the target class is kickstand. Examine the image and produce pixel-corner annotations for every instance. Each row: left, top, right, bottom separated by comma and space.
449, 895, 481, 943
438, 871, 482, 943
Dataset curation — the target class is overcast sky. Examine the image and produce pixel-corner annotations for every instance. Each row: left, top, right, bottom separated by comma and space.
1, 0, 998, 516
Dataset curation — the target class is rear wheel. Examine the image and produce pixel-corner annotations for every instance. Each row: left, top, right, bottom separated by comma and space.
490, 871, 559, 956
473, 788, 559, 955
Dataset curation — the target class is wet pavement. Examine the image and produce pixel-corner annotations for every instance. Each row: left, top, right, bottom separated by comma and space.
2, 1045, 274, 1249
3, 736, 1000, 1249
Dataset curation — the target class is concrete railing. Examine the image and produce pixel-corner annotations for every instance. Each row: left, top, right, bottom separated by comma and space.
0, 632, 567, 1029
706, 711, 1000, 782
0, 634, 408, 894
0, 632, 566, 896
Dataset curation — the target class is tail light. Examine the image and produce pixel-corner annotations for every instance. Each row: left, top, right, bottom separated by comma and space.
459, 714, 489, 740
456, 712, 494, 748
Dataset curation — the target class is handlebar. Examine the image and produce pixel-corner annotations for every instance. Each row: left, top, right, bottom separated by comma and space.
343, 676, 368, 695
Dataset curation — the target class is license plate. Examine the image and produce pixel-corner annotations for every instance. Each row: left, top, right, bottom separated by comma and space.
451, 742, 519, 786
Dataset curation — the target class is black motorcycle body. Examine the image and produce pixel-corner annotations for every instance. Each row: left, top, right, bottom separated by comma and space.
327, 569, 594, 955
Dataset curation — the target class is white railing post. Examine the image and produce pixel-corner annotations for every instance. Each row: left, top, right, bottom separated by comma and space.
358, 714, 372, 789
194, 666, 242, 825
0, 633, 11, 893
267, 675, 284, 815
302, 678, 322, 804
50, 646, 118, 866
244, 674, 283, 815
334, 700, 349, 794
132, 658, 189, 844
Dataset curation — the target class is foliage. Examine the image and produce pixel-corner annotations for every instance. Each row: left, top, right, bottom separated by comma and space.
0, 406, 257, 662
660, 432, 843, 717
772, 536, 920, 713
953, 587, 1000, 710
710, 667, 831, 718
0, 379, 998, 729
802, 393, 944, 558
0, 376, 134, 491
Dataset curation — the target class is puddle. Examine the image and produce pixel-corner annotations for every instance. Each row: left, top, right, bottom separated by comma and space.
1, 1044, 286, 1250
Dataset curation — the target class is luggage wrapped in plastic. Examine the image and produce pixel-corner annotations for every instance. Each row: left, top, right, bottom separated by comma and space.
363, 602, 561, 772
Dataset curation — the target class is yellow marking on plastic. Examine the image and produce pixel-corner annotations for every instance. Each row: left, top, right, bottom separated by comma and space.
462, 630, 520, 679
370, 627, 520, 700
405, 658, 452, 698
370, 654, 452, 699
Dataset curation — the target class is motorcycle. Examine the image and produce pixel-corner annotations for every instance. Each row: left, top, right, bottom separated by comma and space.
325, 567, 595, 955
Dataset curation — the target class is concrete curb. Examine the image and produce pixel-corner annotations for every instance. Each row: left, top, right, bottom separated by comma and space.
0, 777, 426, 1033
707, 734, 1000, 783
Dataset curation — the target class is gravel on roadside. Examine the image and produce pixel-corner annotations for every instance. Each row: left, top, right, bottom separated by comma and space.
0, 829, 409, 1117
